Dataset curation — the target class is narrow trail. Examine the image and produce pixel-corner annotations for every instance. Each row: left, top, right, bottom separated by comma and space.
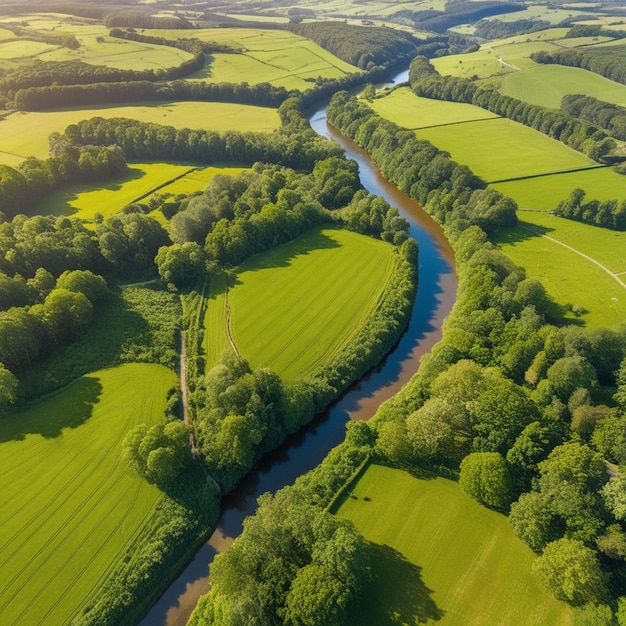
519, 223, 626, 290
224, 287, 240, 357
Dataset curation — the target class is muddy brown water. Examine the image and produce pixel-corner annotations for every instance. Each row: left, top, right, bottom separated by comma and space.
139, 78, 457, 626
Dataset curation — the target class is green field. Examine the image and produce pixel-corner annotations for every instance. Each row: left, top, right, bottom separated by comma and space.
493, 219, 626, 328
416, 117, 596, 182
152, 28, 358, 91
150, 165, 248, 199
370, 88, 498, 129
492, 167, 626, 210
500, 64, 626, 108
0, 363, 176, 625
336, 464, 572, 626
204, 227, 397, 381
0, 101, 280, 164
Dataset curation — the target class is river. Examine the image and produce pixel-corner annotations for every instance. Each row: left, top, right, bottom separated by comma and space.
139, 72, 457, 626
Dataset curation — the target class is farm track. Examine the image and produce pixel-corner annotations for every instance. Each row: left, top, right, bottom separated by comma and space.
519, 221, 626, 289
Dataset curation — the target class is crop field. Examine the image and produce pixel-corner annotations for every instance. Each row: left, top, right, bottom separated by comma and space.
493, 220, 626, 328
155, 28, 357, 90
203, 272, 232, 369
500, 64, 626, 108
492, 166, 626, 211
416, 117, 596, 182
204, 227, 396, 381
0, 102, 279, 164
0, 363, 176, 626
369, 88, 498, 129
335, 464, 572, 626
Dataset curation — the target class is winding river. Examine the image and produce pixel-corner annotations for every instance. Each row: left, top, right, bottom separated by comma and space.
139, 72, 457, 626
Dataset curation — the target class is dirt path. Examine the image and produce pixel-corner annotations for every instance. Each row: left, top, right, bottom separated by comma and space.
497, 56, 520, 71
224, 287, 241, 357
519, 223, 626, 290
180, 330, 197, 457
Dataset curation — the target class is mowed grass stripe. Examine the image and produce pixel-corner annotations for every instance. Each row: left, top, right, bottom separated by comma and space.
336, 464, 572, 625
227, 228, 396, 382
203, 273, 232, 369
0, 363, 175, 625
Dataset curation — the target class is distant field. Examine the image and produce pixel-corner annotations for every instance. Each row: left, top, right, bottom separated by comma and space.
205, 227, 397, 381
500, 64, 626, 108
0, 102, 280, 164
336, 464, 572, 626
0, 363, 175, 626
152, 28, 357, 91
493, 220, 626, 328
416, 117, 595, 182
492, 167, 626, 210
370, 88, 498, 128
0, 40, 55, 59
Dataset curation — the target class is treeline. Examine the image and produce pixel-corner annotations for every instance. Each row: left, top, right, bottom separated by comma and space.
104, 10, 193, 30
393, 0, 522, 33
409, 56, 615, 161
330, 95, 626, 620
288, 22, 422, 70
5, 24, 80, 50
555, 188, 626, 231
531, 44, 626, 86
564, 24, 626, 40
108, 28, 240, 54
473, 18, 550, 40
562, 93, 626, 142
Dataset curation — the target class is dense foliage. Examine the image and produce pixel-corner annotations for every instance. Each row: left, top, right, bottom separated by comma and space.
473, 18, 550, 40
409, 56, 615, 161
561, 93, 626, 142
555, 188, 626, 230
532, 44, 626, 86
288, 22, 421, 70
103, 10, 192, 29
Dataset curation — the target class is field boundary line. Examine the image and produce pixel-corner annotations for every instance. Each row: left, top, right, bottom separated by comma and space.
224, 286, 240, 357
489, 164, 607, 185
412, 116, 501, 131
127, 166, 199, 205
519, 222, 626, 290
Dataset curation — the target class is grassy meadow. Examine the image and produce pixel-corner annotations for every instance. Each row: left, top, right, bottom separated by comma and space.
203, 227, 397, 381
369, 87, 498, 129
416, 117, 596, 182
0, 102, 279, 164
493, 219, 626, 328
0, 363, 176, 626
492, 166, 626, 211
335, 464, 572, 626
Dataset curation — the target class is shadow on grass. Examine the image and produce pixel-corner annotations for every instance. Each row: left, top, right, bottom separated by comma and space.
0, 375, 102, 442
351, 542, 445, 626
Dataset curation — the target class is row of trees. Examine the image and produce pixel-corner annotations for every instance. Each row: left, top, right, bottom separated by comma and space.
328, 94, 626, 619
561, 93, 626, 142
103, 10, 192, 29
409, 56, 615, 161
555, 188, 626, 231
108, 28, 240, 55
473, 18, 550, 40
532, 44, 626, 87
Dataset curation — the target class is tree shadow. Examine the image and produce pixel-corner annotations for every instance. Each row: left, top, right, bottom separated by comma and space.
351, 542, 445, 625
0, 375, 102, 442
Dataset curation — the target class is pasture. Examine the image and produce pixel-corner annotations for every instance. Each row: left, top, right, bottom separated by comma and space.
204, 227, 397, 381
335, 464, 572, 626
499, 64, 626, 108
154, 28, 357, 90
492, 219, 626, 328
151, 165, 248, 199
416, 117, 596, 182
369, 88, 498, 129
0, 101, 280, 164
0, 363, 176, 626
492, 166, 626, 211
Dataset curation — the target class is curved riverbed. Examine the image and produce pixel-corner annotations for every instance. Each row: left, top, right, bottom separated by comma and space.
140, 79, 457, 626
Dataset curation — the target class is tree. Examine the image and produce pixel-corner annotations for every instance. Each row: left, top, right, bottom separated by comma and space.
602, 475, 626, 522
155, 242, 206, 289
459, 452, 514, 510
38, 287, 93, 345
0, 363, 18, 412
533, 538, 607, 606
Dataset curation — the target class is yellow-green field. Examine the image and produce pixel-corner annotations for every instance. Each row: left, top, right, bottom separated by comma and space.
204, 227, 397, 381
0, 102, 280, 164
492, 167, 626, 211
336, 464, 573, 626
493, 215, 626, 328
416, 117, 596, 182
150, 165, 248, 199
369, 88, 498, 128
0, 363, 175, 626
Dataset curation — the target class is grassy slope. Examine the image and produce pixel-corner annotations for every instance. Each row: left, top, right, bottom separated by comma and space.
370, 88, 498, 128
0, 102, 279, 164
0, 363, 176, 626
204, 227, 396, 381
416, 117, 595, 182
336, 464, 572, 626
